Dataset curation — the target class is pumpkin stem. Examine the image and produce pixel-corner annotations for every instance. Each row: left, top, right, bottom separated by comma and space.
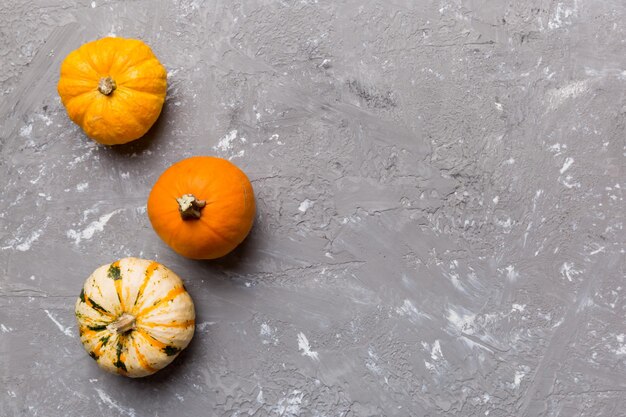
98, 76, 117, 95
176, 194, 206, 220
107, 313, 136, 334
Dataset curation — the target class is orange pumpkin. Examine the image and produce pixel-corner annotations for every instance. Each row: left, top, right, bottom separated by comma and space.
147, 157, 256, 259
57, 37, 167, 145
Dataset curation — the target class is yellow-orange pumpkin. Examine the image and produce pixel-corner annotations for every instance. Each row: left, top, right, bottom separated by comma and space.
147, 156, 256, 259
57, 37, 167, 145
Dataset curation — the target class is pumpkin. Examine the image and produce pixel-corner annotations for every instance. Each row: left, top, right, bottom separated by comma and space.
57, 37, 167, 145
147, 156, 255, 259
75, 257, 195, 377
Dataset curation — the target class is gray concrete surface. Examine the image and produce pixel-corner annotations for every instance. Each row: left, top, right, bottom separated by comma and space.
1, 0, 625, 416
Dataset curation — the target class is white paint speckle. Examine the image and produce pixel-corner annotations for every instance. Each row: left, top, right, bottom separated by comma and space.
505, 265, 518, 281
298, 199, 314, 213
561, 174, 581, 188
430, 340, 443, 361
447, 305, 476, 335
548, 3, 576, 30
560, 262, 581, 282
512, 370, 526, 388
214, 129, 238, 152
396, 299, 429, 322
228, 149, 245, 160
256, 387, 264, 404
29, 171, 44, 185
91, 1, 96, 7
166, 68, 180, 78
66, 209, 123, 245
559, 157, 574, 174
615, 334, 626, 355
297, 332, 319, 361
68, 144, 97, 168
37, 113, 53, 126
15, 229, 43, 252
272, 390, 303, 416
533, 189, 543, 212
1, 324, 13, 333
260, 322, 279, 345
260, 322, 272, 337
577, 295, 594, 312
495, 217, 513, 233
511, 303, 526, 312
548, 143, 566, 155
76, 182, 89, 192
365, 347, 383, 376
195, 321, 216, 332
19, 124, 33, 137
588, 246, 605, 255
547, 81, 588, 110
43, 309, 73, 337
95, 388, 136, 417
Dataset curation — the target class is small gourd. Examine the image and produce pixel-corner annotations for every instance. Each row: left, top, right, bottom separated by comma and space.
75, 258, 194, 377
147, 156, 256, 259
57, 37, 167, 145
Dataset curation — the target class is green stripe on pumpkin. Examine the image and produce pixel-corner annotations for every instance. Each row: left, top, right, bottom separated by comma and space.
113, 339, 127, 371
100, 335, 110, 346
113, 359, 127, 371
87, 297, 110, 314
162, 346, 180, 356
108, 264, 122, 280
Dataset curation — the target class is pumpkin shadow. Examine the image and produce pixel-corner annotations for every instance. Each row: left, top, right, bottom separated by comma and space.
105, 102, 170, 156
194, 223, 264, 276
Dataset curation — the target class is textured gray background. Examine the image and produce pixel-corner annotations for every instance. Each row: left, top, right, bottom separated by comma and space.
1, 0, 625, 416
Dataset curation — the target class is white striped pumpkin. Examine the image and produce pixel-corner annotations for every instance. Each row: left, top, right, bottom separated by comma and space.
75, 257, 195, 377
